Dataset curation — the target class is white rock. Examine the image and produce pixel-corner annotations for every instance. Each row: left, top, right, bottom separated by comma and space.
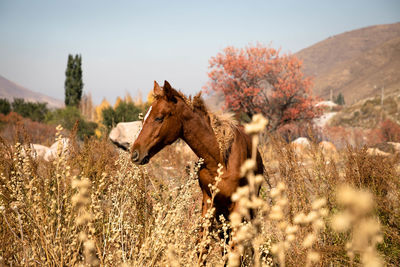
291, 137, 311, 147
315, 101, 338, 108
367, 148, 390, 157
30, 144, 50, 159
109, 121, 142, 151
44, 138, 70, 161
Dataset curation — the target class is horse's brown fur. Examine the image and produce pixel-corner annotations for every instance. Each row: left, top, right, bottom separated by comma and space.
131, 80, 264, 225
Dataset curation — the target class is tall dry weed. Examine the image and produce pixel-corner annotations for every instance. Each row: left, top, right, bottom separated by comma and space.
0, 117, 399, 266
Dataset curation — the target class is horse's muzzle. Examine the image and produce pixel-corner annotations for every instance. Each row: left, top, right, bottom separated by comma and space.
131, 150, 149, 165
131, 150, 139, 162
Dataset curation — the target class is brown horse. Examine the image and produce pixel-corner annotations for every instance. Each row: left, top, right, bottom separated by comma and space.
131, 80, 264, 223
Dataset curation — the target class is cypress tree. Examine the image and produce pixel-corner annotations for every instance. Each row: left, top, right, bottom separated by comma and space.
335, 93, 345, 106
64, 54, 84, 107
65, 55, 73, 106
75, 55, 83, 105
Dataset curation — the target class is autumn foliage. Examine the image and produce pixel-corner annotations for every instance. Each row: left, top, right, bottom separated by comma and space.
380, 119, 400, 142
0, 112, 56, 144
204, 44, 320, 131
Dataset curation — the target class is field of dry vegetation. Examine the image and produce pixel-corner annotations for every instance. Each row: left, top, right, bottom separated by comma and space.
0, 119, 399, 266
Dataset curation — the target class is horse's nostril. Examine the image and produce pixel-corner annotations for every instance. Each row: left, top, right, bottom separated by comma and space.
141, 156, 149, 165
131, 150, 139, 162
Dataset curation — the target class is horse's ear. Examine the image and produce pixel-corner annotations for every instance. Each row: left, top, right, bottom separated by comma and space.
163, 80, 176, 103
153, 81, 162, 97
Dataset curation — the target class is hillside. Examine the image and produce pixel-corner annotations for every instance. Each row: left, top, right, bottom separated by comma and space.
0, 74, 64, 108
296, 22, 400, 104
329, 92, 400, 129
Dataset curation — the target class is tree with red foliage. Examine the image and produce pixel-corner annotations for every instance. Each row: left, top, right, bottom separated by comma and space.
204, 44, 320, 131
380, 119, 400, 142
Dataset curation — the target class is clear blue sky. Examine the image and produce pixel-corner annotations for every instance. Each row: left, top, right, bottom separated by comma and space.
0, 0, 399, 105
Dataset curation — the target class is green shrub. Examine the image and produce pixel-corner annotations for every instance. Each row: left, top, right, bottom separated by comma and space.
46, 106, 97, 139
102, 101, 142, 129
0, 98, 11, 115
11, 98, 49, 122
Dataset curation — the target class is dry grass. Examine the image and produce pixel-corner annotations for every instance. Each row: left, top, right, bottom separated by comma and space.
0, 120, 399, 266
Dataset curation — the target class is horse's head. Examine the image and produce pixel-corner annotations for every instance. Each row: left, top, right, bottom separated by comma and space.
131, 80, 183, 165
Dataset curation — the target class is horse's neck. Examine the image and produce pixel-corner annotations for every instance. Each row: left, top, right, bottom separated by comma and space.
181, 109, 221, 169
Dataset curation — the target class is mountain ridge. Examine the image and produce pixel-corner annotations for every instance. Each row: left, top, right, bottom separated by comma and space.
0, 74, 64, 108
296, 22, 400, 104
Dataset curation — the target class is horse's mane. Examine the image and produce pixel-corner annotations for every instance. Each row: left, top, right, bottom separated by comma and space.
209, 112, 238, 162
154, 87, 188, 104
191, 92, 238, 162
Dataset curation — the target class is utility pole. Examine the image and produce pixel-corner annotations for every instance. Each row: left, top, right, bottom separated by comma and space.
381, 85, 384, 123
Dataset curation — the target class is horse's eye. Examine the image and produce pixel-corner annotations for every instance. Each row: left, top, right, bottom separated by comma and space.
155, 116, 164, 123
